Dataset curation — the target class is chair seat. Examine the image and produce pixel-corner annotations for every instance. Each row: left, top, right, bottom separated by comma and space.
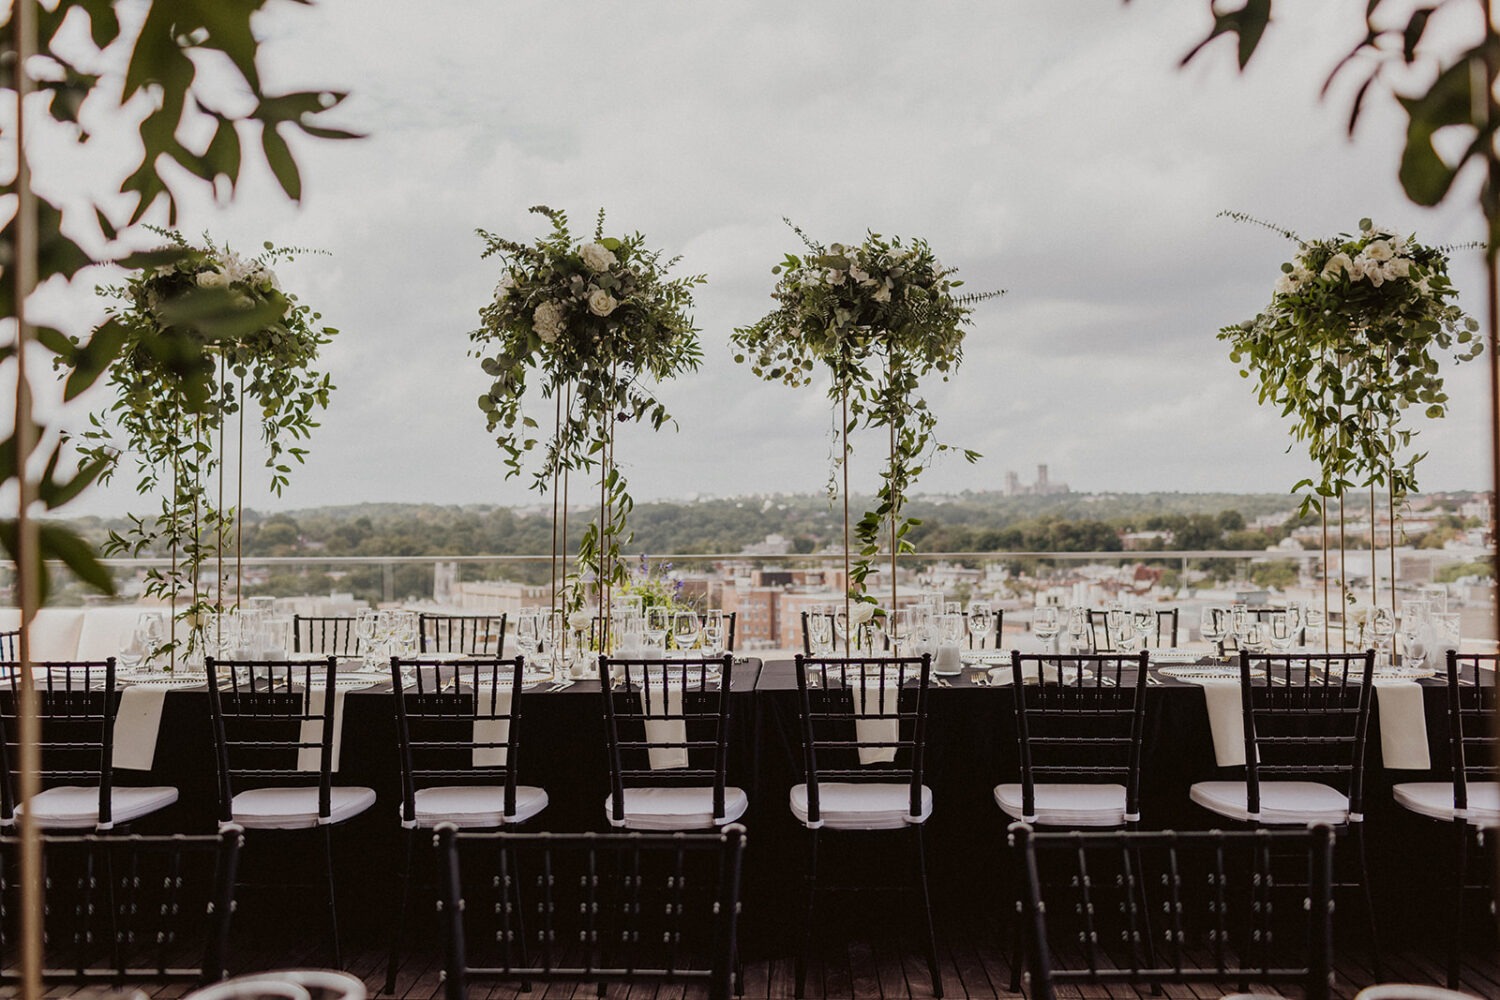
1393, 781, 1500, 828
411, 785, 548, 828
230, 786, 377, 830
993, 782, 1130, 827
604, 786, 748, 830
15, 785, 178, 830
1190, 780, 1350, 825
789, 782, 932, 830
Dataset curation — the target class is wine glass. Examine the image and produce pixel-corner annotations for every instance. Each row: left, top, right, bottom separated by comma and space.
1111, 613, 1139, 653
515, 609, 540, 669
1239, 620, 1266, 653
543, 610, 567, 671
1032, 606, 1060, 654
1370, 607, 1396, 667
355, 609, 378, 667
702, 610, 725, 657
643, 607, 669, 652
967, 601, 994, 650
1399, 614, 1427, 670
1131, 607, 1157, 650
135, 613, 165, 669
1303, 605, 1326, 648
671, 610, 701, 654
808, 607, 834, 655
1066, 607, 1091, 654
1200, 607, 1227, 658
1267, 610, 1299, 653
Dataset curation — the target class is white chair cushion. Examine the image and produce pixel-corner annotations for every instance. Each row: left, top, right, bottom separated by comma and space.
1190, 780, 1350, 825
1393, 781, 1500, 828
993, 782, 1130, 827
230, 785, 376, 830
789, 782, 933, 830
412, 785, 548, 828
15, 784, 178, 830
604, 786, 748, 830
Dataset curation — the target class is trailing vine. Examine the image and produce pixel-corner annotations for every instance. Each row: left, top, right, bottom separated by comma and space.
732, 221, 1001, 598
469, 206, 705, 609
73, 231, 337, 661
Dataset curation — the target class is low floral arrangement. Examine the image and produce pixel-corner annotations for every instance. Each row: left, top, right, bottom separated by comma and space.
1219, 214, 1481, 514
471, 207, 704, 608
732, 221, 1001, 598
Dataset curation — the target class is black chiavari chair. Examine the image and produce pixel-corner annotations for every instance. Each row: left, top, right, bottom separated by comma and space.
204, 657, 376, 968
0, 632, 16, 662
600, 654, 741, 830
0, 827, 243, 986
383, 656, 545, 993
1012, 823, 1335, 1000
1188, 650, 1379, 971
1087, 608, 1179, 651
791, 653, 940, 998
0, 659, 178, 831
291, 615, 359, 656
1391, 651, 1497, 989
417, 613, 507, 656
435, 823, 746, 1000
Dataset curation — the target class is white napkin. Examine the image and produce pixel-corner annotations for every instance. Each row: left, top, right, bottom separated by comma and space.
642, 675, 687, 771
1374, 680, 1430, 770
987, 663, 1084, 686
112, 686, 167, 771
934, 643, 963, 674
853, 677, 901, 766
471, 684, 512, 767
1195, 679, 1247, 767
296, 689, 347, 772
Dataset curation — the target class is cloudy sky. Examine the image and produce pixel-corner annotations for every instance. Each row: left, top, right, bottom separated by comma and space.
30, 1, 1498, 515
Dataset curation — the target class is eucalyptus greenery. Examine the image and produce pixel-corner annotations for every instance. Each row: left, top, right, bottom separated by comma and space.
1220, 214, 1481, 517
470, 206, 705, 607
73, 232, 337, 658
732, 221, 1001, 597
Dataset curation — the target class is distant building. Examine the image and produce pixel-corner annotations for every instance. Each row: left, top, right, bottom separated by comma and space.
1003, 463, 1071, 496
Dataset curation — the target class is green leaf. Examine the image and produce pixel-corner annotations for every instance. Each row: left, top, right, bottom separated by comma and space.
260, 125, 302, 202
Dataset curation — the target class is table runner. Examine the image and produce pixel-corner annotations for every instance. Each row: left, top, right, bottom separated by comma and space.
112, 686, 167, 771
296, 689, 347, 772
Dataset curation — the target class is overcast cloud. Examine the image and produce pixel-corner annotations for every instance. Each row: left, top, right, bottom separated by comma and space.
26, 1, 1497, 515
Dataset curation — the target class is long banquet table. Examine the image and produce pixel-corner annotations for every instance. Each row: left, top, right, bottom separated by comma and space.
108, 655, 1474, 950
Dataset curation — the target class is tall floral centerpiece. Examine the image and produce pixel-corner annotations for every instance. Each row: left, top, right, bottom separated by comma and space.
1220, 214, 1481, 644
733, 222, 1001, 637
471, 206, 704, 629
75, 231, 338, 665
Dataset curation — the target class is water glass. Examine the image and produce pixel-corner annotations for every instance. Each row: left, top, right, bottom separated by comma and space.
1200, 607, 1227, 657
1066, 607, 1091, 654
807, 607, 834, 656
1032, 606, 1060, 653
968, 601, 994, 649
643, 607, 669, 652
671, 610, 701, 653
702, 610, 726, 656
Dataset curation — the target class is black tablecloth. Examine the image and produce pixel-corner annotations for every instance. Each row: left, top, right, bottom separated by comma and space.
115, 658, 1466, 948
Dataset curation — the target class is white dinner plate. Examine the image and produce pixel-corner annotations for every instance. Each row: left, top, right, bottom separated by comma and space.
988, 665, 1094, 686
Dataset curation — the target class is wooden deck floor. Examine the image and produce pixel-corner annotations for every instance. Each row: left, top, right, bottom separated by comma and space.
74, 922, 1500, 1000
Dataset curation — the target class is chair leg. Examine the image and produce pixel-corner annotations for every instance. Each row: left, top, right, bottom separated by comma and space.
1008, 905, 1024, 993
1350, 822, 1380, 981
322, 823, 344, 969
385, 826, 418, 995
794, 827, 819, 1000
1449, 819, 1468, 990
912, 824, 943, 999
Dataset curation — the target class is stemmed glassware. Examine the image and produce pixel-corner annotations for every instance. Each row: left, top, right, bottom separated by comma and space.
1131, 607, 1157, 650
1267, 609, 1300, 653
1032, 606, 1060, 654
967, 601, 993, 650
1065, 606, 1091, 654
515, 608, 541, 671
1370, 607, 1396, 667
643, 607, 669, 652
355, 609, 378, 668
1399, 612, 1427, 670
1200, 607, 1228, 659
702, 610, 726, 657
1110, 611, 1139, 654
808, 606, 834, 656
671, 610, 701, 654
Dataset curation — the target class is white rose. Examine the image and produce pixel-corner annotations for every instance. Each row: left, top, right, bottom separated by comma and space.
196, 269, 229, 289
1347, 258, 1369, 282
1363, 239, 1394, 262
848, 266, 869, 283
826, 269, 845, 285
587, 288, 618, 317
1274, 272, 1300, 295
872, 284, 892, 303
1322, 253, 1352, 278
1366, 265, 1386, 287
567, 609, 592, 630
1383, 257, 1411, 280
580, 242, 616, 273
221, 251, 254, 284
849, 602, 876, 626
533, 300, 566, 343
495, 272, 516, 300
